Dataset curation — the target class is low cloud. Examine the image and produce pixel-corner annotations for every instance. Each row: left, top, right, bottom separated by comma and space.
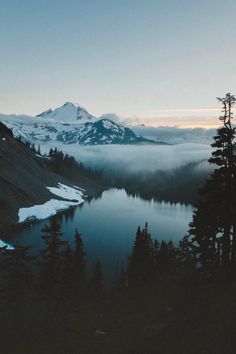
42, 143, 212, 175
98, 113, 123, 123
132, 126, 216, 144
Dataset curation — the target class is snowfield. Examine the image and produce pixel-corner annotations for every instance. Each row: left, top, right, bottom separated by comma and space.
0, 239, 14, 249
46, 183, 84, 202
18, 199, 79, 223
18, 183, 85, 223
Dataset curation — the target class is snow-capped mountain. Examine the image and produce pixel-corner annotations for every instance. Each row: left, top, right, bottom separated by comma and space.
0, 103, 155, 145
36, 102, 95, 122
56, 119, 144, 144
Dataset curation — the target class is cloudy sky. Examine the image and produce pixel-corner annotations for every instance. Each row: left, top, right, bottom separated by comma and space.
0, 0, 235, 127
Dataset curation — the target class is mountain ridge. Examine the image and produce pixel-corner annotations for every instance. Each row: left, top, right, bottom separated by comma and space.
0, 102, 160, 145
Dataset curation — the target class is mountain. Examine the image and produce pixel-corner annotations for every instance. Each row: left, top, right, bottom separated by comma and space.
0, 103, 158, 145
56, 118, 151, 144
36, 102, 95, 122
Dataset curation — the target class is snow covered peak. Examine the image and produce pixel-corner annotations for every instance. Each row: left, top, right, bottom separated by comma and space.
62, 101, 79, 108
36, 102, 95, 122
98, 119, 122, 131
63, 101, 76, 106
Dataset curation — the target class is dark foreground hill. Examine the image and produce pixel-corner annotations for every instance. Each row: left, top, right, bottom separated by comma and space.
0, 123, 103, 230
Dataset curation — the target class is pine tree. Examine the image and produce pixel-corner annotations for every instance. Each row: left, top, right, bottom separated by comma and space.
49, 148, 53, 157
62, 244, 75, 304
37, 145, 41, 155
90, 259, 103, 301
31, 142, 36, 152
128, 224, 154, 285
40, 218, 67, 297
74, 229, 86, 280
115, 267, 128, 296
178, 235, 196, 269
157, 241, 176, 275
73, 228, 86, 297
189, 93, 236, 270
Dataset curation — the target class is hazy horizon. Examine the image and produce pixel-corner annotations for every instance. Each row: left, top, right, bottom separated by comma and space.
0, 100, 227, 128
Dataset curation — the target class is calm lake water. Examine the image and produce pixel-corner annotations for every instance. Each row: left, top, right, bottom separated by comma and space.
6, 189, 193, 281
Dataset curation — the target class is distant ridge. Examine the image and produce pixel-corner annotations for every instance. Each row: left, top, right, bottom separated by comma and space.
0, 102, 161, 145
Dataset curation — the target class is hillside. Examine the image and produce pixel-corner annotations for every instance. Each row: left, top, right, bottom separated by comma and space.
0, 123, 103, 230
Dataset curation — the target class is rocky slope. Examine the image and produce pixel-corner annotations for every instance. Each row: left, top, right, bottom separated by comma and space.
0, 123, 102, 230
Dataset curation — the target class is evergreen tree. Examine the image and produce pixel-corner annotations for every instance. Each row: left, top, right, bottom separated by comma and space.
90, 259, 103, 301
40, 218, 67, 297
74, 228, 86, 292
31, 142, 36, 152
178, 235, 196, 269
157, 240, 176, 274
62, 244, 75, 304
49, 147, 53, 157
115, 267, 128, 297
128, 224, 154, 285
189, 93, 236, 270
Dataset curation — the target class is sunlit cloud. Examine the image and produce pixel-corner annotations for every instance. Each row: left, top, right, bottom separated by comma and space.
123, 106, 236, 128
123, 115, 220, 128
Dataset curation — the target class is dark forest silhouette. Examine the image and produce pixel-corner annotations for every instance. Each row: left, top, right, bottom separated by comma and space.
189, 93, 236, 270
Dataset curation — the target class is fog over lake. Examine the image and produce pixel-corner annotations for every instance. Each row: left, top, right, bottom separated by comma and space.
41, 143, 212, 174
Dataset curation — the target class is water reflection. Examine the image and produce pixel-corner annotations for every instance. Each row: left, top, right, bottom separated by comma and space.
4, 189, 193, 281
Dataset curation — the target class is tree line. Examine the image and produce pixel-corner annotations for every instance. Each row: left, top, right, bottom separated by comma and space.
116, 160, 210, 204
46, 147, 109, 185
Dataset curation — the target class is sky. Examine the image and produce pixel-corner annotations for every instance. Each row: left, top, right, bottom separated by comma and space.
0, 0, 235, 127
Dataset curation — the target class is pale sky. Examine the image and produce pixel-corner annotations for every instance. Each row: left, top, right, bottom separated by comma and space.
0, 0, 235, 127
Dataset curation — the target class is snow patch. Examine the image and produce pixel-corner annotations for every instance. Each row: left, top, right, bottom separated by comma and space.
0, 239, 14, 249
18, 199, 79, 223
18, 183, 85, 223
46, 183, 84, 202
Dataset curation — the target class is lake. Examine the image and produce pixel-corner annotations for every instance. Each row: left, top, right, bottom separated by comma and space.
5, 189, 193, 281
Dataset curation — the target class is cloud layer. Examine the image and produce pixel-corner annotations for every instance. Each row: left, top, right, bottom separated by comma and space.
42, 143, 212, 175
